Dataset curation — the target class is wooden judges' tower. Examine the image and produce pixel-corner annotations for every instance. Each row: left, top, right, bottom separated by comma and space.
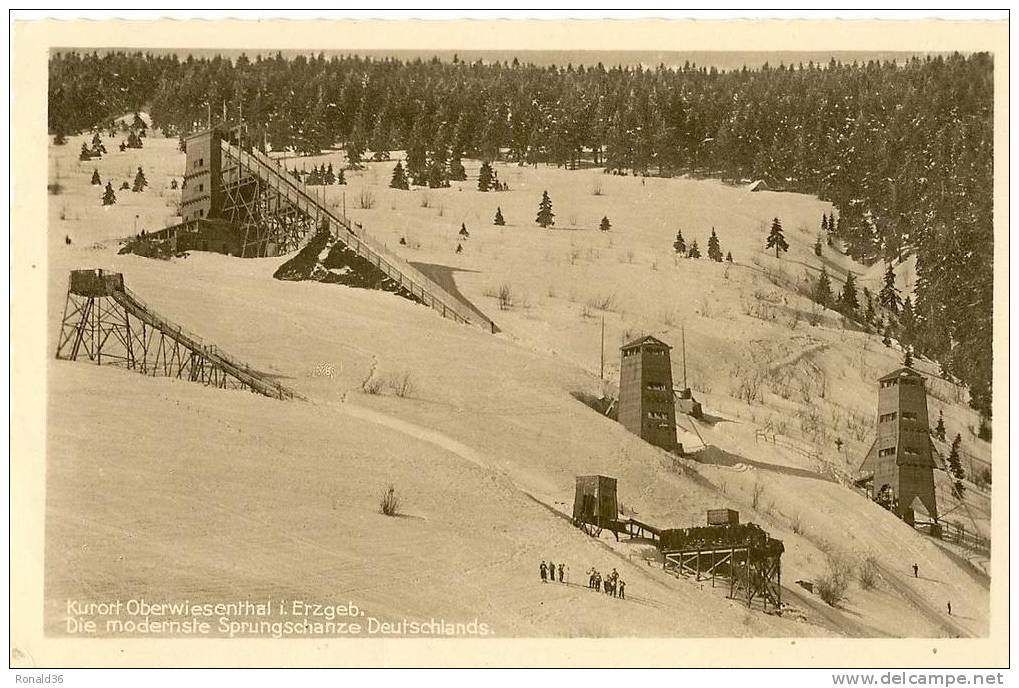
618, 336, 678, 451
858, 367, 939, 526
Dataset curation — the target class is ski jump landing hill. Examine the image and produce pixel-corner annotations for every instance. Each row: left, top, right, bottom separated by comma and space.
55, 268, 301, 400
148, 122, 497, 333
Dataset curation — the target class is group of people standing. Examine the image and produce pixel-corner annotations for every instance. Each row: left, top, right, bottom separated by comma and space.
588, 567, 625, 599
539, 560, 567, 584
537, 561, 627, 600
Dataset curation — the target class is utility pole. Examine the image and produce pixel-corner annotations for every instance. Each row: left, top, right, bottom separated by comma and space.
681, 325, 688, 390
600, 315, 605, 380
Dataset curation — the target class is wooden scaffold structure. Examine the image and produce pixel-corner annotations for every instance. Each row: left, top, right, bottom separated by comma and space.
659, 521, 783, 611
55, 268, 299, 400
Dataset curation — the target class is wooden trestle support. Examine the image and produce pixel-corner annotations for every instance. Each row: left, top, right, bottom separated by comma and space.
663, 544, 782, 611
55, 268, 298, 400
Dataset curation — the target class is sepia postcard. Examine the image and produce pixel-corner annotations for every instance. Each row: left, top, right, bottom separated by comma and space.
9, 14, 1009, 669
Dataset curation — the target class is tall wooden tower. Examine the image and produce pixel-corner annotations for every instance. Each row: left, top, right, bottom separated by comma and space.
618, 335, 678, 451
858, 367, 939, 526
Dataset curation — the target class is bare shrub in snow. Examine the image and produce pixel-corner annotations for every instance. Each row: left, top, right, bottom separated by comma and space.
498, 283, 514, 310
379, 485, 401, 517
588, 293, 616, 312
790, 512, 803, 535
751, 480, 765, 509
358, 188, 376, 209
362, 373, 384, 395
816, 554, 853, 607
591, 179, 603, 196
858, 556, 879, 590
387, 372, 414, 398
730, 361, 764, 403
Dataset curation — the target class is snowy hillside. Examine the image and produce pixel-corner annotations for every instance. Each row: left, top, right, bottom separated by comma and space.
46, 130, 990, 638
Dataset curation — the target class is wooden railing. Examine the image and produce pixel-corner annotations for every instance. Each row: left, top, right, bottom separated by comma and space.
221, 141, 496, 332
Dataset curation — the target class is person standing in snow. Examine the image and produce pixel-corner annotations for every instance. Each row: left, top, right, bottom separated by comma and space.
913, 563, 919, 578
558, 563, 565, 583
540, 561, 547, 583
947, 601, 952, 616
588, 569, 596, 589
618, 579, 626, 600
548, 561, 556, 582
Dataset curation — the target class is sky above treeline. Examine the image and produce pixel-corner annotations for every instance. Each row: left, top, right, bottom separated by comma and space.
61, 48, 955, 72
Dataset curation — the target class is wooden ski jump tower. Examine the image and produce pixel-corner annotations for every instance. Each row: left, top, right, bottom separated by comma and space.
618, 335, 678, 451
166, 122, 495, 331
181, 123, 322, 258
55, 268, 299, 400
858, 367, 939, 527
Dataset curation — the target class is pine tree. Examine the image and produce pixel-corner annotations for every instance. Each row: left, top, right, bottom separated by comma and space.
54, 129, 67, 145
879, 263, 902, 314
687, 240, 701, 259
478, 161, 494, 192
90, 169, 101, 185
449, 156, 467, 182
91, 131, 103, 150
369, 119, 391, 161
903, 347, 913, 368
459, 222, 470, 239
307, 166, 321, 186
814, 236, 823, 257
935, 410, 946, 441
726, 251, 733, 263
863, 287, 876, 323
132, 166, 147, 192
427, 161, 449, 188
455, 243, 463, 254
389, 161, 409, 190
336, 168, 346, 185
535, 190, 554, 228
406, 137, 428, 186
170, 179, 178, 190
882, 326, 892, 347
79, 142, 92, 161
600, 216, 612, 232
345, 134, 366, 169
948, 433, 965, 482
102, 181, 117, 206
814, 266, 833, 306
839, 271, 859, 314
766, 217, 789, 258
673, 230, 686, 255
821, 213, 829, 235
494, 207, 505, 226
324, 163, 336, 185
120, 181, 130, 190
707, 228, 723, 262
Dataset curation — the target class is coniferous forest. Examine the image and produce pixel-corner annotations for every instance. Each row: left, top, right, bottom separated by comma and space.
48, 51, 994, 418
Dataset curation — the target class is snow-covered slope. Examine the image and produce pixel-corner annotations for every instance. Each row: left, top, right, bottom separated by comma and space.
45, 132, 991, 638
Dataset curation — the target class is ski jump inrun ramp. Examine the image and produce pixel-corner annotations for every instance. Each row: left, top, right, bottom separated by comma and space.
55, 268, 301, 400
